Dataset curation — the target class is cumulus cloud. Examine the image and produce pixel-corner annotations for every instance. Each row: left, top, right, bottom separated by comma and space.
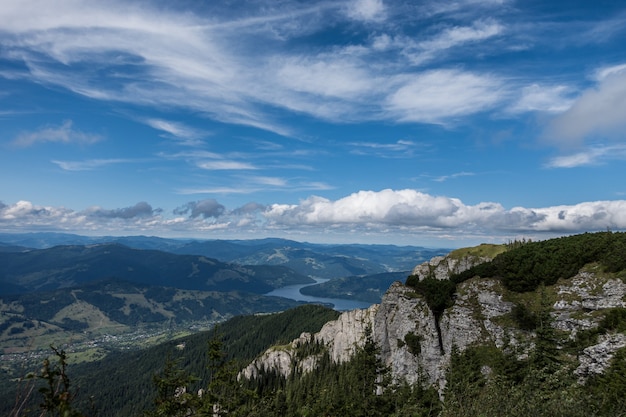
2, 191, 626, 243
85, 202, 157, 219
547, 64, 626, 144
232, 202, 266, 215
174, 199, 225, 219
263, 189, 626, 235
0, 200, 58, 220
12, 120, 102, 147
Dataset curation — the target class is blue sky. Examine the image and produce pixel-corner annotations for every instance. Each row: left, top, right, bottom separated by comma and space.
1, 0, 626, 247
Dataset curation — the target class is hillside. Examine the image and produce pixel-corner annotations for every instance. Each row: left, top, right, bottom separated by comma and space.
240, 232, 626, 416
5, 232, 626, 416
0, 233, 448, 277
0, 304, 341, 417
0, 279, 305, 353
0, 243, 312, 295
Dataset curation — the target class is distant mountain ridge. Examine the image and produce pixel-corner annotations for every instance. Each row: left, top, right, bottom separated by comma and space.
0, 232, 448, 278
0, 243, 311, 295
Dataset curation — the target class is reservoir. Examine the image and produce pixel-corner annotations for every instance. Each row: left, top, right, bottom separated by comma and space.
266, 278, 372, 311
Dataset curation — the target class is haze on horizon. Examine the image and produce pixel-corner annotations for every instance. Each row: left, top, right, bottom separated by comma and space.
1, 0, 626, 247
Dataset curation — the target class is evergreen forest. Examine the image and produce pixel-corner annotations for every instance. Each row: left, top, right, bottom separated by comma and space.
5, 231, 626, 416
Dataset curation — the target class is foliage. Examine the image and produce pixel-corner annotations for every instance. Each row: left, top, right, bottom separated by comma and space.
407, 232, 626, 324
10, 346, 88, 417
238, 325, 441, 417
405, 277, 456, 318
0, 304, 339, 417
573, 307, 626, 349
145, 356, 199, 417
404, 331, 422, 356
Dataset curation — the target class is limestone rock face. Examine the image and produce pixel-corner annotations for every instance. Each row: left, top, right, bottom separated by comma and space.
373, 282, 439, 387
316, 304, 379, 363
240, 332, 312, 380
411, 254, 492, 281
240, 306, 379, 380
553, 270, 626, 337
575, 333, 626, 382
241, 250, 626, 395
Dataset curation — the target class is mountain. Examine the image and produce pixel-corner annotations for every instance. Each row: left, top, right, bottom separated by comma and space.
0, 304, 341, 417
4, 232, 626, 416
240, 232, 626, 416
0, 278, 309, 354
0, 232, 449, 277
0, 243, 312, 295
0, 243, 315, 354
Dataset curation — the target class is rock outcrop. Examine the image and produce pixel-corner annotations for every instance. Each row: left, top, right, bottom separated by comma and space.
241, 306, 379, 380
241, 248, 626, 394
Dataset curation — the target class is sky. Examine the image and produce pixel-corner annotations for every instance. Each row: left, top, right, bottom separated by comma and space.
1, 0, 626, 248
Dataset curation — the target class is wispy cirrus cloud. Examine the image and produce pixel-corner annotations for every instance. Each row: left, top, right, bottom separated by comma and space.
12, 120, 102, 147
385, 69, 504, 123
545, 144, 626, 168
0, 0, 558, 138
433, 171, 476, 182
349, 139, 427, 158
144, 118, 208, 146
344, 0, 386, 22
51, 158, 135, 171
508, 84, 574, 114
197, 160, 258, 170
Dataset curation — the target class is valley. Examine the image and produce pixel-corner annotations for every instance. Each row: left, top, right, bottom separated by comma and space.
0, 233, 446, 375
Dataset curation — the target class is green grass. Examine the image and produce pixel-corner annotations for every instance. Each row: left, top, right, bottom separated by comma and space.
448, 244, 507, 260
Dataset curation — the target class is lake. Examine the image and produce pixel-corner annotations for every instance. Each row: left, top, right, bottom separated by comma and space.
266, 278, 372, 311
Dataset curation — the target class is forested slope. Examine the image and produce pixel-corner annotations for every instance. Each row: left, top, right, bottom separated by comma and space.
2, 304, 340, 417
6, 232, 626, 417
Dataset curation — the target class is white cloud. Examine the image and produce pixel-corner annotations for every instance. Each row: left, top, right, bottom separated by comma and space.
12, 120, 102, 147
249, 176, 288, 187
433, 171, 475, 182
144, 119, 207, 145
509, 84, 574, 113
276, 56, 373, 100
594, 63, 626, 81
263, 189, 626, 235
0, 0, 522, 133
51, 158, 133, 171
3, 192, 626, 243
386, 70, 504, 123
545, 144, 626, 168
547, 64, 626, 144
345, 0, 386, 22
197, 160, 258, 170
349, 139, 428, 158
417, 19, 503, 53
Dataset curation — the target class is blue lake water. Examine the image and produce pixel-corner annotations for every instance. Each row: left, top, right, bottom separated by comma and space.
266, 278, 372, 311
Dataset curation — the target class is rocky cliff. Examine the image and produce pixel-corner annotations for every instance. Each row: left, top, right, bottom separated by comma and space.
241, 243, 626, 395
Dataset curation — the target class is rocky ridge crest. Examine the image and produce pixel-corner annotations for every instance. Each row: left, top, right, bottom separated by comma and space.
241, 247, 626, 393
